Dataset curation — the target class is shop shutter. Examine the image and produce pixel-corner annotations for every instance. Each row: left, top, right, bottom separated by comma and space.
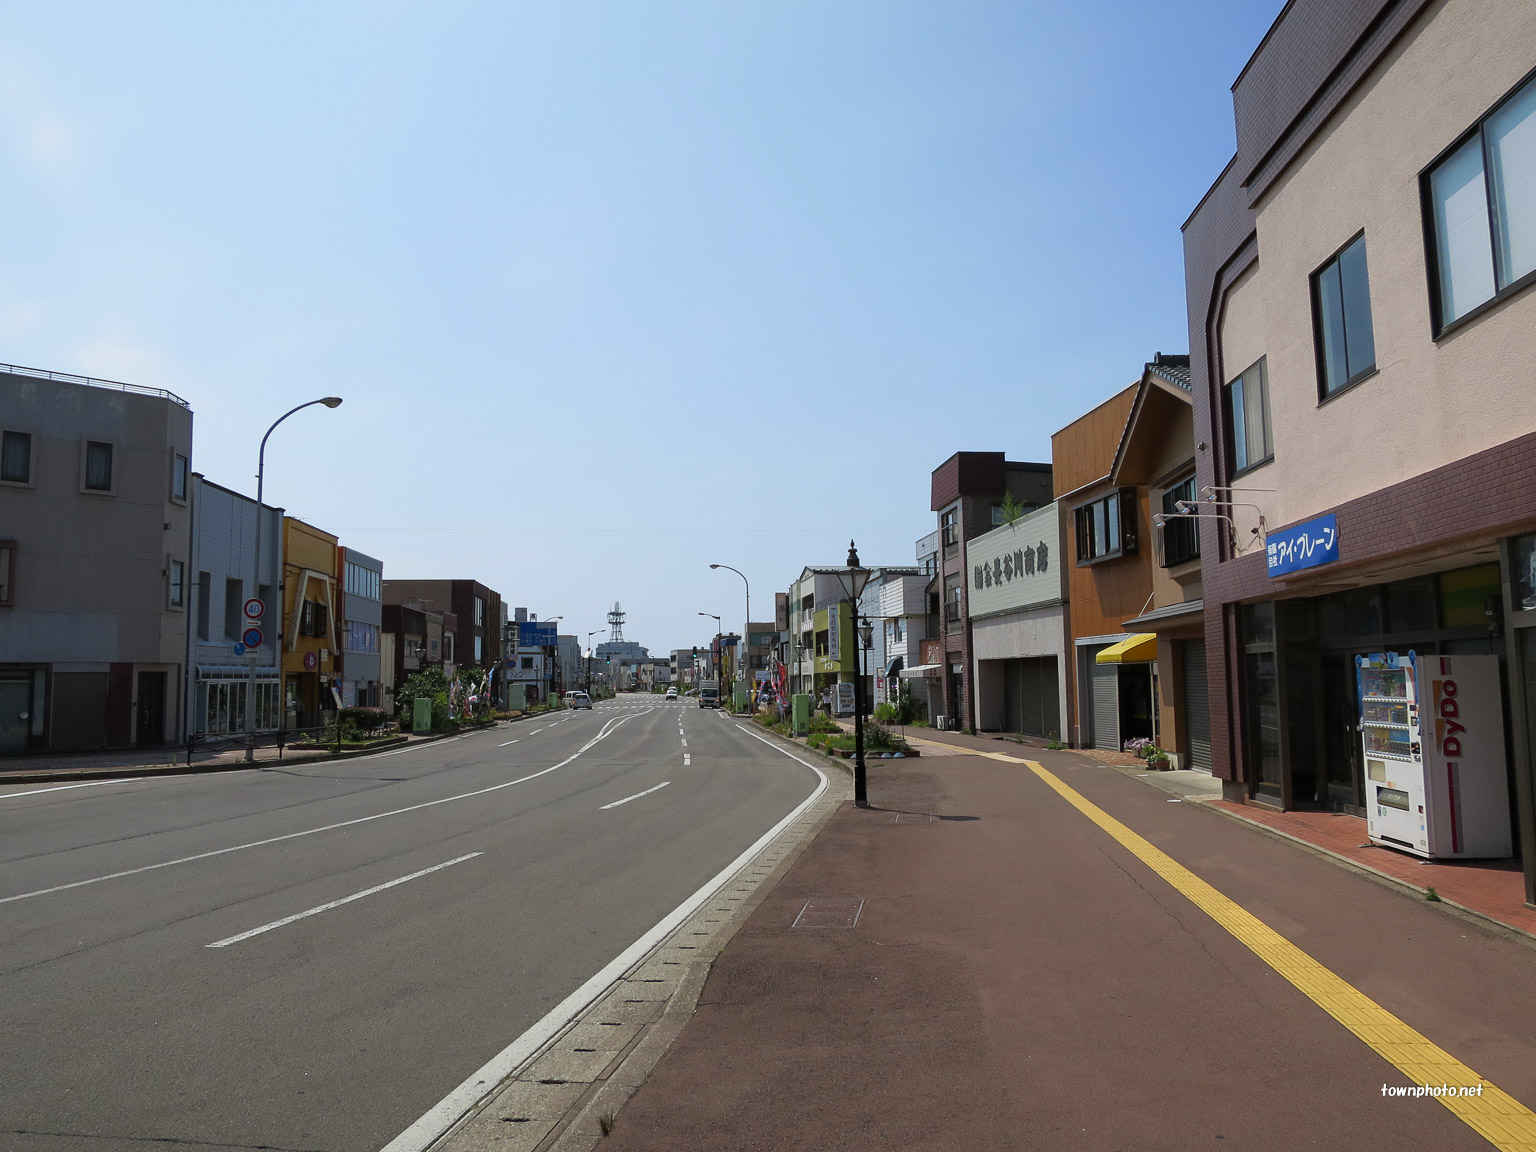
51, 672, 109, 749
1182, 640, 1212, 771
1089, 652, 1119, 750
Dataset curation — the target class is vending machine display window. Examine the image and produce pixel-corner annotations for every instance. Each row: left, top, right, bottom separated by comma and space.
1515, 533, 1536, 611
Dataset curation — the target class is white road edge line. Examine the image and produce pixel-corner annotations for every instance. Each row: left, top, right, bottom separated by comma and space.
206, 853, 483, 948
0, 778, 145, 800
498, 739, 520, 747
379, 723, 827, 1152
0, 711, 646, 906
598, 781, 670, 810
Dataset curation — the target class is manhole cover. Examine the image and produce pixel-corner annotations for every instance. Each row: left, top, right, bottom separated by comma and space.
792, 898, 864, 928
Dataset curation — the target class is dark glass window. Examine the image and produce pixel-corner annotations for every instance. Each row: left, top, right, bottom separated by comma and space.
1160, 476, 1200, 567
84, 441, 113, 491
1075, 490, 1137, 564
1224, 358, 1272, 475
1385, 578, 1437, 634
172, 453, 188, 501
1313, 234, 1376, 397
1, 431, 31, 483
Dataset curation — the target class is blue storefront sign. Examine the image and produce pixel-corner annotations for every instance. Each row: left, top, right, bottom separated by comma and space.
1266, 513, 1339, 578
519, 621, 558, 646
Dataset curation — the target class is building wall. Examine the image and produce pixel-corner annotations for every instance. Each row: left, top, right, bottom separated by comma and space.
282, 517, 340, 724
0, 369, 193, 748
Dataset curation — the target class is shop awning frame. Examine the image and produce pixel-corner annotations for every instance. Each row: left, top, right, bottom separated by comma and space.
898, 663, 942, 679
1094, 634, 1158, 664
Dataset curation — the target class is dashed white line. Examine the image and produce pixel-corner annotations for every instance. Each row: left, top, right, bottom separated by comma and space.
206, 853, 483, 948
498, 739, 520, 747
598, 781, 671, 810
684, 754, 691, 766
681, 739, 687, 748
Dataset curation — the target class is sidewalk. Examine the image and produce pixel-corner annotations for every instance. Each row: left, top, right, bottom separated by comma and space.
584, 728, 1523, 1151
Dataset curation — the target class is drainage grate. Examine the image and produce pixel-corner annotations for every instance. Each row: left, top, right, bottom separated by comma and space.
792, 897, 865, 928
893, 812, 935, 824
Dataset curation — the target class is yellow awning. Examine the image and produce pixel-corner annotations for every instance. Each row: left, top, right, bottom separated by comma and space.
1095, 633, 1158, 664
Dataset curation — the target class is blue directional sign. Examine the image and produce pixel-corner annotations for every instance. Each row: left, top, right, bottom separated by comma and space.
1266, 513, 1339, 578
233, 642, 246, 656
519, 621, 558, 646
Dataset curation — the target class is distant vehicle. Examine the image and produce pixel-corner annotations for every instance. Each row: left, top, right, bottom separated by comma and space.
563, 690, 592, 710
699, 681, 720, 708
665, 687, 678, 700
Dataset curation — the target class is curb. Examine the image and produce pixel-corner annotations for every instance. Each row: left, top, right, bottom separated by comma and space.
428, 724, 853, 1152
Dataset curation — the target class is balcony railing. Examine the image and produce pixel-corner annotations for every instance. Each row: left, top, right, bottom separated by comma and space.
0, 361, 191, 409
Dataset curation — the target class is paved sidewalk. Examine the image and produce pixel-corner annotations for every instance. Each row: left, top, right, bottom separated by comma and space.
583, 732, 1536, 1150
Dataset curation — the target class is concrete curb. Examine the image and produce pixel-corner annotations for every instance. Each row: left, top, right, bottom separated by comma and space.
428, 723, 854, 1152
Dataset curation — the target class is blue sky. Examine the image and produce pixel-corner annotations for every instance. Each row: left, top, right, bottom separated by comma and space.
1, 1, 1280, 654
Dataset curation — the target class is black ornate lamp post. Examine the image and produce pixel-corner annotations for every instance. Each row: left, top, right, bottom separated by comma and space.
833, 541, 873, 807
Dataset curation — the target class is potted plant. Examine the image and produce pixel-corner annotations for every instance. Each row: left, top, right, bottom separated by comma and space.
1146, 745, 1172, 771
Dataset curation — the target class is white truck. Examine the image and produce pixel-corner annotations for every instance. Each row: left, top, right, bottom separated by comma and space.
699, 680, 721, 708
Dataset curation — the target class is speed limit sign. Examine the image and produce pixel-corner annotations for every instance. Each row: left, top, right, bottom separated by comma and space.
244, 597, 264, 620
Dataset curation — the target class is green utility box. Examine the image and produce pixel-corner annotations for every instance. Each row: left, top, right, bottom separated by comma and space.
733, 686, 750, 713
412, 698, 432, 734
792, 693, 810, 737
507, 683, 526, 712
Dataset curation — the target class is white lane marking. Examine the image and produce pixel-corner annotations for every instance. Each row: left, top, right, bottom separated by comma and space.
0, 711, 646, 906
684, 754, 691, 766
529, 729, 543, 735
598, 781, 670, 810
681, 739, 687, 748
498, 739, 520, 747
381, 724, 827, 1152
0, 778, 144, 800
207, 853, 483, 948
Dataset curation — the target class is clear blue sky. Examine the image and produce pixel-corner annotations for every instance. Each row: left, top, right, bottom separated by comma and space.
1, 1, 1280, 654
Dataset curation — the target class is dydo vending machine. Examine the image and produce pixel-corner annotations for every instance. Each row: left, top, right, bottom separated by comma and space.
1355, 651, 1511, 859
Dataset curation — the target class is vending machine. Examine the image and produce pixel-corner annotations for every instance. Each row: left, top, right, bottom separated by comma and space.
1355, 651, 1511, 860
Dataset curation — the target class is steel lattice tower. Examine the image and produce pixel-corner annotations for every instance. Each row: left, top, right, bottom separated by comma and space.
607, 601, 626, 643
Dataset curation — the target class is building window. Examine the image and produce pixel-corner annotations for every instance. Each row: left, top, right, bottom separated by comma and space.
172, 453, 189, 502
83, 440, 114, 492
169, 560, 185, 608
1159, 476, 1201, 567
475, 597, 485, 627
300, 600, 329, 637
1075, 490, 1138, 564
944, 573, 962, 627
0, 539, 14, 606
1224, 357, 1272, 476
346, 620, 379, 653
345, 562, 380, 600
521, 655, 534, 670
1425, 72, 1536, 331
224, 578, 243, 640
1, 431, 32, 484
941, 508, 958, 554
474, 635, 483, 662
1311, 233, 1376, 397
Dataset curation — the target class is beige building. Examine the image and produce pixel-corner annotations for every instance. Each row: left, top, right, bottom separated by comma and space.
1182, 0, 1536, 893
0, 365, 194, 751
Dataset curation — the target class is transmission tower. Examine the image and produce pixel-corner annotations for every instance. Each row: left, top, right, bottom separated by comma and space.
607, 601, 626, 643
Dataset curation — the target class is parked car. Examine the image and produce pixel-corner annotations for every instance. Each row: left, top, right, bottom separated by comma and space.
563, 690, 593, 710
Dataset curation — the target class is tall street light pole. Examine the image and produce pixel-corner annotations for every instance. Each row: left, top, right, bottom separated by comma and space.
698, 612, 722, 695
245, 397, 343, 762
709, 563, 750, 703
834, 541, 872, 807
587, 629, 601, 693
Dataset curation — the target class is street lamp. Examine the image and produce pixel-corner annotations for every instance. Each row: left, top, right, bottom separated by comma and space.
709, 563, 750, 702
245, 396, 343, 762
586, 629, 602, 693
699, 612, 722, 695
833, 540, 873, 807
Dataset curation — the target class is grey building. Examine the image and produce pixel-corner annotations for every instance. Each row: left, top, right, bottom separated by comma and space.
187, 475, 283, 737
339, 546, 383, 707
0, 364, 194, 751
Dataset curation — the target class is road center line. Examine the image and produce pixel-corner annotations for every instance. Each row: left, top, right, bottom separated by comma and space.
206, 853, 483, 948
0, 778, 144, 800
598, 781, 670, 810
1010, 752, 1536, 1148
684, 754, 691, 766
0, 711, 645, 906
498, 739, 520, 747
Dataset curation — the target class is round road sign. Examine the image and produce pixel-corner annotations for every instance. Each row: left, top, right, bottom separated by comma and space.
244, 597, 265, 620
242, 627, 263, 649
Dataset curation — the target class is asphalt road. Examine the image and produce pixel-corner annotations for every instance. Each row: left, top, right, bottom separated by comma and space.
0, 699, 820, 1152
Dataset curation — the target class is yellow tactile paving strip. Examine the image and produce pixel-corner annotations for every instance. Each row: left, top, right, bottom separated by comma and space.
981, 749, 1536, 1150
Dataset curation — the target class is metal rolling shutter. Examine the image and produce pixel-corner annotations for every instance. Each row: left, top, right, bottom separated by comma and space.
1182, 640, 1212, 771
1090, 653, 1119, 750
